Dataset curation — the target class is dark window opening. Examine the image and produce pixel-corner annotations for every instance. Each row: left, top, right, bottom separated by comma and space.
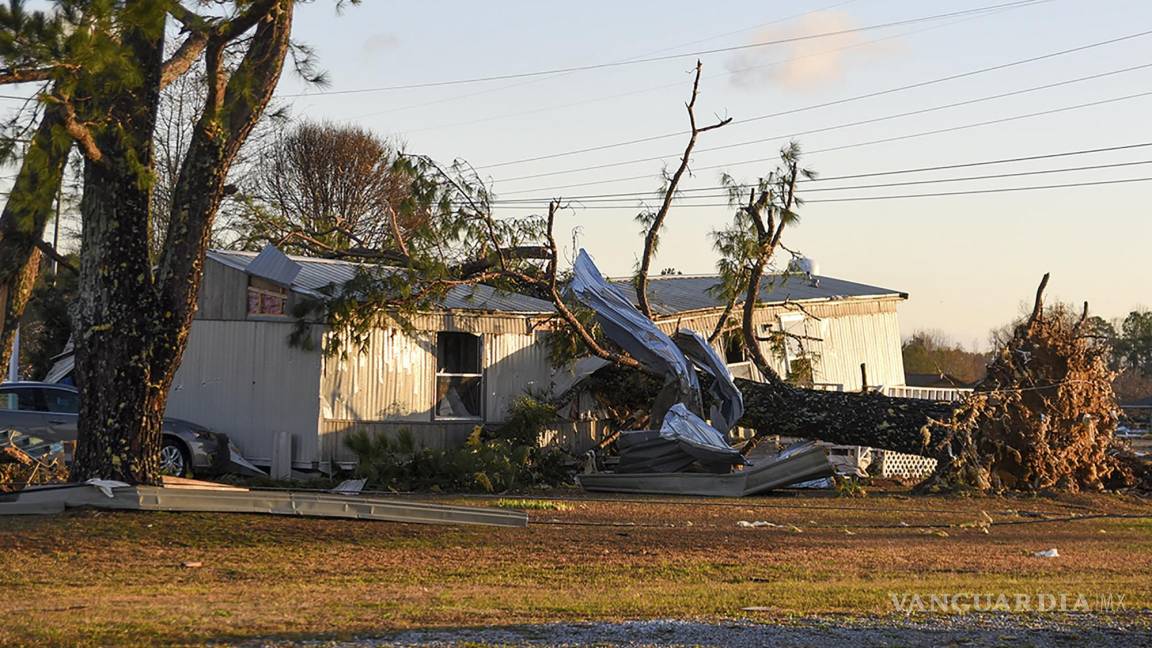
435, 332, 483, 419
722, 334, 746, 364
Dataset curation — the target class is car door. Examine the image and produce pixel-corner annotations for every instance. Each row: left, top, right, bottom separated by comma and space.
41, 387, 80, 441
0, 386, 53, 440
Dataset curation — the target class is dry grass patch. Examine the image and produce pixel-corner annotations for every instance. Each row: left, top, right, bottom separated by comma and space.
1, 491, 1149, 646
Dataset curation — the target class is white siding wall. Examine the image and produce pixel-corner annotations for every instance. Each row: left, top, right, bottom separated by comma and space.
813, 307, 905, 390
654, 298, 907, 391
166, 319, 323, 465
317, 326, 554, 465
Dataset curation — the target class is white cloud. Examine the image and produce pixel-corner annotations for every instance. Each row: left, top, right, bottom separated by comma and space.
725, 11, 898, 91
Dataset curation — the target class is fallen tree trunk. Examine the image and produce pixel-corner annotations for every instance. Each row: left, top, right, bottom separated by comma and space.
735, 378, 954, 457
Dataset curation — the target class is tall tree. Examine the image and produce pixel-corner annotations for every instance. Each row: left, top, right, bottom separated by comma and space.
1, 0, 306, 483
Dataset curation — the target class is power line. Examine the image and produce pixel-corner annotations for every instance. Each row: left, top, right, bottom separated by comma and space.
494, 141, 1152, 198
278, 0, 1050, 97
482, 158, 1152, 204
493, 63, 1152, 183
472, 176, 1152, 209
387, 6, 1009, 136
479, 27, 1152, 170
349, 0, 868, 122
496, 91, 1152, 195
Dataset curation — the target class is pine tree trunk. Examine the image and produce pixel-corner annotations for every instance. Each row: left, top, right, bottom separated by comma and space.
735, 378, 954, 457
71, 159, 164, 484
0, 106, 71, 371
70, 18, 166, 485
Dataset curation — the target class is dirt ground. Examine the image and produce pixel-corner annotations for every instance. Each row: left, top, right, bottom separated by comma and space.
1, 489, 1150, 646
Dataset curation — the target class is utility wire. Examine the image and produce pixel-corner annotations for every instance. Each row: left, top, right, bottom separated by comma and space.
496, 91, 1152, 195
278, 0, 1050, 97
480, 27, 1152, 170
389, 6, 1009, 136
494, 63, 1152, 183
488, 142, 1152, 200
472, 176, 1152, 209
483, 158, 1152, 204
350, 0, 868, 121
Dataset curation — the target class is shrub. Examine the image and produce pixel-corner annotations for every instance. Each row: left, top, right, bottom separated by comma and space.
344, 396, 573, 492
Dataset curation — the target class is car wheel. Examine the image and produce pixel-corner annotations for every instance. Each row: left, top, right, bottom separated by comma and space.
159, 438, 190, 478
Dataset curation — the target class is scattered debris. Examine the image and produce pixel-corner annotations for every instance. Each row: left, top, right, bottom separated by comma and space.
1033, 548, 1060, 558
0, 480, 527, 527
330, 478, 367, 495
569, 251, 833, 496
0, 430, 68, 493
180, 561, 203, 569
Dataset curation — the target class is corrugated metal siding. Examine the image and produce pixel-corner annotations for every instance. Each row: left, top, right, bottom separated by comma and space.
317, 327, 555, 464
320, 327, 436, 422
817, 307, 906, 390
650, 298, 905, 390
485, 332, 553, 422
166, 320, 323, 464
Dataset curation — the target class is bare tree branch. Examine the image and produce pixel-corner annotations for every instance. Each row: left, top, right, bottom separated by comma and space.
636, 60, 731, 318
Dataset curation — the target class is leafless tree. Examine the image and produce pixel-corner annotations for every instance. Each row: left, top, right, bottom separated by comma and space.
234, 121, 418, 256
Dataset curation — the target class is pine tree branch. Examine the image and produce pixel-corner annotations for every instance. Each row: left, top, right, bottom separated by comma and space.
0, 67, 55, 85
160, 31, 209, 89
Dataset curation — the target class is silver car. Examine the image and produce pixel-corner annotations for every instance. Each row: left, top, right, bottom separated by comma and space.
0, 382, 229, 477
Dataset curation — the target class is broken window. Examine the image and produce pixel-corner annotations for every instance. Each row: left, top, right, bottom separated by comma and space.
777, 313, 816, 386
435, 332, 483, 419
247, 277, 287, 316
722, 333, 746, 364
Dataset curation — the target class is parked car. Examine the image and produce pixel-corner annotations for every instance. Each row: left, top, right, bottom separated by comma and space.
0, 382, 230, 477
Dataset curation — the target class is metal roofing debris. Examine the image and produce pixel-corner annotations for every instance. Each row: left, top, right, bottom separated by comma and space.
570, 249, 701, 420
577, 443, 834, 497
608, 273, 907, 317
0, 481, 528, 527
569, 249, 835, 495
659, 404, 746, 471
672, 329, 744, 434
245, 244, 303, 286
206, 247, 556, 314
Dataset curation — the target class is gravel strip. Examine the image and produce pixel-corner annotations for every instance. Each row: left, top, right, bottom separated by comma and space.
254, 614, 1152, 647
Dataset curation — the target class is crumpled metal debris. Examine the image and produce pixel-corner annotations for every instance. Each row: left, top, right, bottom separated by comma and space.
672, 329, 744, 434
570, 250, 702, 422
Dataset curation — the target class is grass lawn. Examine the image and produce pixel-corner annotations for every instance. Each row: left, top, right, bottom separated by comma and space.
1, 489, 1150, 646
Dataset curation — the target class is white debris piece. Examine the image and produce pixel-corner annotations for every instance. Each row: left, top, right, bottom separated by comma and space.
1033, 548, 1060, 558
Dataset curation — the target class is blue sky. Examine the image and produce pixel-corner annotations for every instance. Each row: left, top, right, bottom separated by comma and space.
26, 0, 1152, 349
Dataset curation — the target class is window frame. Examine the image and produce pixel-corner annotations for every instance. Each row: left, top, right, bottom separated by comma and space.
433, 331, 485, 421
246, 277, 289, 318
777, 312, 807, 378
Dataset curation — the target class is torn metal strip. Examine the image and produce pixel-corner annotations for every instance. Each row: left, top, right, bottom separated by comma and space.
0, 483, 528, 527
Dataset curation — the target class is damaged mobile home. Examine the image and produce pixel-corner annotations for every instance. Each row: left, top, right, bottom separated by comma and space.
45, 244, 914, 475
568, 250, 835, 496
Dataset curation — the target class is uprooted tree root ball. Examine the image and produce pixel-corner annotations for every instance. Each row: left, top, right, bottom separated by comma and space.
927, 274, 1137, 492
